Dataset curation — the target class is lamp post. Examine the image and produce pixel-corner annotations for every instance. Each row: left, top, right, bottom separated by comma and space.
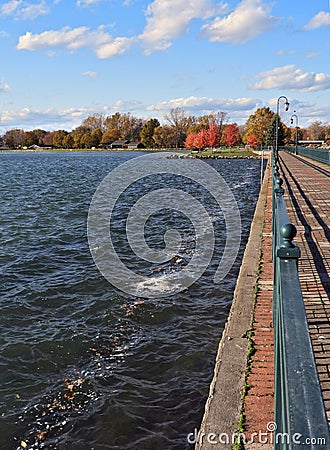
275, 96, 290, 162
290, 111, 299, 155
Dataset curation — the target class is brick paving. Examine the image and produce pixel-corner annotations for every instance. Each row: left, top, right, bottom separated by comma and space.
279, 151, 330, 423
244, 151, 330, 443
244, 167, 274, 444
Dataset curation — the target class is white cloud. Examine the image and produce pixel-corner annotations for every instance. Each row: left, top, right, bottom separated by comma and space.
140, 0, 228, 52
147, 95, 259, 114
111, 99, 143, 111
200, 0, 277, 43
17, 26, 136, 57
77, 0, 103, 6
96, 36, 136, 58
82, 71, 98, 78
1, 0, 50, 20
14, 0, 278, 58
0, 80, 10, 92
304, 11, 330, 30
0, 106, 95, 130
305, 51, 319, 58
276, 49, 295, 56
252, 65, 330, 92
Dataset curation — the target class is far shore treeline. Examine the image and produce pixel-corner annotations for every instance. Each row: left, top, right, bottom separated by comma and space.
1, 107, 329, 150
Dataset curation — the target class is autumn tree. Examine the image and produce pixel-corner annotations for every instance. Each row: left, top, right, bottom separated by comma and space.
22, 129, 47, 147
206, 123, 220, 147
165, 107, 189, 148
62, 133, 74, 149
212, 111, 227, 136
153, 125, 177, 148
184, 132, 199, 149
52, 130, 68, 148
42, 132, 55, 146
140, 118, 160, 147
222, 123, 240, 147
243, 107, 276, 146
3, 129, 25, 148
81, 113, 105, 131
247, 135, 258, 147
103, 112, 143, 142
185, 123, 220, 149
305, 121, 327, 141
120, 113, 144, 141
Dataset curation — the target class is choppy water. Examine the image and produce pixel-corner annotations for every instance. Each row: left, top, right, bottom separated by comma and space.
0, 152, 261, 449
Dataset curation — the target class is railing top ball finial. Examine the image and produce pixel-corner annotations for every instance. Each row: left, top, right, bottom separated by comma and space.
280, 223, 297, 248
274, 176, 284, 194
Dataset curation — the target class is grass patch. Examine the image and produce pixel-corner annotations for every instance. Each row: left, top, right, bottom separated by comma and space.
189, 147, 257, 158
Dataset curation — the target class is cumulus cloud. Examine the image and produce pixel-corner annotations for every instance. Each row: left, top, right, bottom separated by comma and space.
14, 0, 279, 58
1, 0, 50, 20
147, 95, 259, 113
251, 65, 330, 92
17, 26, 137, 58
0, 106, 95, 130
304, 11, 330, 30
140, 0, 227, 52
200, 0, 277, 44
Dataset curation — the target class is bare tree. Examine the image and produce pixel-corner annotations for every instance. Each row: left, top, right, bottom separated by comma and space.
165, 107, 188, 148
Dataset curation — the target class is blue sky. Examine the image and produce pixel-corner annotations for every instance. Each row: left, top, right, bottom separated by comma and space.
0, 0, 329, 131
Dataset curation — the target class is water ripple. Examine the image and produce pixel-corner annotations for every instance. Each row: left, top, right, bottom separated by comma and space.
0, 152, 261, 449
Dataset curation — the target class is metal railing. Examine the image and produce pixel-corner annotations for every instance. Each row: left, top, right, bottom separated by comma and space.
272, 150, 330, 448
284, 146, 330, 165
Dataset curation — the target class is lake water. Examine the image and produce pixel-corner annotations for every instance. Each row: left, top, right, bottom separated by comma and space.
0, 151, 261, 449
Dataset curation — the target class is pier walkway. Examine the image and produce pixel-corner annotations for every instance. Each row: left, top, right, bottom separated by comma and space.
244, 151, 330, 445
279, 151, 330, 421
197, 150, 330, 449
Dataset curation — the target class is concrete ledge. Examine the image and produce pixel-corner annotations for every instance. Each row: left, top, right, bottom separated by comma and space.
195, 162, 270, 450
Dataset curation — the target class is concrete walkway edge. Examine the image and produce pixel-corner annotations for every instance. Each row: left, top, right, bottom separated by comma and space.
195, 161, 270, 450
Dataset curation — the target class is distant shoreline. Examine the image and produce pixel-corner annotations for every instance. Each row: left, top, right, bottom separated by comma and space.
0, 148, 263, 159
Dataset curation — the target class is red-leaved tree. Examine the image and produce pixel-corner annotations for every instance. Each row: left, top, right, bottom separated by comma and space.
185, 124, 220, 149
207, 123, 220, 147
222, 123, 240, 147
184, 132, 198, 148
247, 134, 258, 146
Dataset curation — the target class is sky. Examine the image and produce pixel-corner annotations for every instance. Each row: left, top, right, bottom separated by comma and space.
0, 0, 330, 132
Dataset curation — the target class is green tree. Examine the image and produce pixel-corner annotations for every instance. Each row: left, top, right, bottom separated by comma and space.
140, 118, 160, 147
90, 128, 103, 147
62, 133, 74, 149
153, 125, 177, 148
52, 130, 68, 148
265, 115, 286, 147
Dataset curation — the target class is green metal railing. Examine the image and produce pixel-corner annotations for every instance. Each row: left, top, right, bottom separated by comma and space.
284, 146, 330, 165
272, 151, 330, 448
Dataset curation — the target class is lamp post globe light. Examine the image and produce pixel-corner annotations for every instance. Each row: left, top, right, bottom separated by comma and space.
290, 111, 299, 155
275, 95, 290, 161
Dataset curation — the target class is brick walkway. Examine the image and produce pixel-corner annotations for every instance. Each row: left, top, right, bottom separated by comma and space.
244, 165, 274, 445
244, 151, 330, 443
279, 151, 330, 423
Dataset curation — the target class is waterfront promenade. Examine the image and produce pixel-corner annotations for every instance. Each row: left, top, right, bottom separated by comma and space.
197, 150, 330, 449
